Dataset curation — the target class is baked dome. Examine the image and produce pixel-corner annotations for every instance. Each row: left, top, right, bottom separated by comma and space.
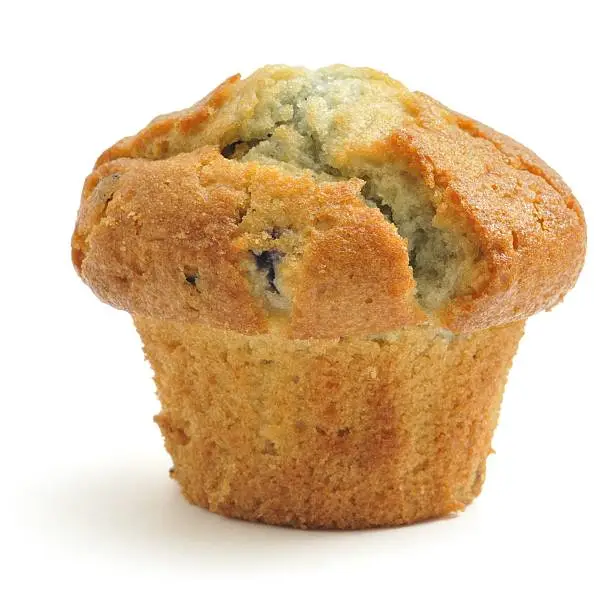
72, 65, 586, 338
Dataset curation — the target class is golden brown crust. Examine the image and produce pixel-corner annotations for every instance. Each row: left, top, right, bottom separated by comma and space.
94, 74, 242, 167
136, 318, 525, 528
73, 149, 267, 334
73, 66, 586, 337
73, 146, 423, 338
377, 94, 586, 332
289, 221, 425, 339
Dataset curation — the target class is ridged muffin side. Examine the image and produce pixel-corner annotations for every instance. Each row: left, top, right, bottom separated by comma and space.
136, 317, 524, 528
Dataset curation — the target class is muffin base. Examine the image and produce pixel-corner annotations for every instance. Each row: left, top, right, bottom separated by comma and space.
135, 317, 524, 529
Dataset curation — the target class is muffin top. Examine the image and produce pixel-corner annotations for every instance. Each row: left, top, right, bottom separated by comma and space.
72, 65, 586, 338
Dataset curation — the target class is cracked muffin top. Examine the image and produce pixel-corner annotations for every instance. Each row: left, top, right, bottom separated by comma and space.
72, 65, 586, 338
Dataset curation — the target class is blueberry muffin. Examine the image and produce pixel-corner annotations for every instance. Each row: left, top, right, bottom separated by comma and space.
72, 66, 586, 528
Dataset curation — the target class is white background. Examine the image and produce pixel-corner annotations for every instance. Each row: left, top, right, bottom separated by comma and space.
2, 1, 610, 610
